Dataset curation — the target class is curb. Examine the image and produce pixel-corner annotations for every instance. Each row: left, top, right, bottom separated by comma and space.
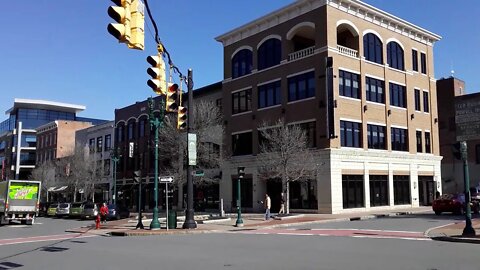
110, 229, 216, 237
430, 236, 480, 244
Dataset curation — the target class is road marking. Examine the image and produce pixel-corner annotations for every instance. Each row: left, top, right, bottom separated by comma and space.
0, 234, 97, 246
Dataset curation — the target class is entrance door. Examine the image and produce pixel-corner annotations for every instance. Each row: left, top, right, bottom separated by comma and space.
266, 179, 282, 213
418, 176, 434, 206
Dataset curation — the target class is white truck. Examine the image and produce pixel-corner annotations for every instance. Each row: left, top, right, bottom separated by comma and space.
0, 180, 41, 225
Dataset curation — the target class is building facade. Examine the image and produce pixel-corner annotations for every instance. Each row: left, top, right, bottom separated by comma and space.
216, 0, 442, 213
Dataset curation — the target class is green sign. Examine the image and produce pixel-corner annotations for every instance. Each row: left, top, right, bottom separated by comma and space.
9, 182, 39, 200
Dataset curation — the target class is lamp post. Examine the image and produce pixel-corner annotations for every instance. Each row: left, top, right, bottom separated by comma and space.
110, 148, 120, 205
235, 166, 245, 227
460, 141, 476, 236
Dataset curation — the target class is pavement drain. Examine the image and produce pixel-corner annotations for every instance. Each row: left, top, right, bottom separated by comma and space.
0, 262, 23, 270
41, 247, 69, 253
70, 240, 87, 243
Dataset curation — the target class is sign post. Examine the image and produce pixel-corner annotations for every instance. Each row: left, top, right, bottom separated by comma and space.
160, 176, 173, 231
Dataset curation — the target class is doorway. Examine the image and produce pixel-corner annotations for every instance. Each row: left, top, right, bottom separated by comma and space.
418, 176, 435, 206
266, 179, 282, 213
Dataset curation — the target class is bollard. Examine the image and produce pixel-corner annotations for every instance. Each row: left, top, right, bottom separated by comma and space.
220, 198, 225, 217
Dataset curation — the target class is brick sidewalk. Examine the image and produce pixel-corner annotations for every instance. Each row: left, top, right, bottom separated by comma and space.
426, 219, 480, 244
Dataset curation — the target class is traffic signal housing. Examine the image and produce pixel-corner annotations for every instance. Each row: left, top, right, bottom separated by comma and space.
107, 0, 131, 44
134, 170, 141, 183
166, 83, 179, 112
127, 0, 144, 50
147, 54, 166, 95
177, 106, 187, 130
237, 166, 245, 179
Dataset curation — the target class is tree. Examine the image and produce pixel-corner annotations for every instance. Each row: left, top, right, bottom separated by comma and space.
29, 160, 56, 202
257, 119, 315, 214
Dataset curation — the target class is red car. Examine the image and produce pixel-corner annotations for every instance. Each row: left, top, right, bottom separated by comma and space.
432, 194, 479, 215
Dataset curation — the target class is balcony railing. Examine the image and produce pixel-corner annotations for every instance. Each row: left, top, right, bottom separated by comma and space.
288, 46, 315, 61
337, 45, 358, 58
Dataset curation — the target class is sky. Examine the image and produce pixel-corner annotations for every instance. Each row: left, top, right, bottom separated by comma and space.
0, 0, 478, 121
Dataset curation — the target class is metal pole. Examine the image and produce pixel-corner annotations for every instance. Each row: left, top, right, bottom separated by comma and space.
150, 106, 161, 230
183, 69, 197, 229
165, 182, 169, 231
112, 157, 117, 205
461, 141, 476, 236
235, 177, 243, 227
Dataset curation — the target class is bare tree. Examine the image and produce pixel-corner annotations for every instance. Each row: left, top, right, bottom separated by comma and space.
257, 119, 315, 214
29, 160, 56, 202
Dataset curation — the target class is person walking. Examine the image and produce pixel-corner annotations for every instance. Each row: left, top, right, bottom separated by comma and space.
100, 203, 109, 223
278, 192, 285, 216
264, 194, 271, 220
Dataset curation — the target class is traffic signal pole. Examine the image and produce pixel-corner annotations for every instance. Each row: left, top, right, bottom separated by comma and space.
460, 141, 476, 236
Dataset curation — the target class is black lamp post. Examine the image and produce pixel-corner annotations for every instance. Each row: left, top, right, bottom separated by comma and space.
235, 166, 245, 227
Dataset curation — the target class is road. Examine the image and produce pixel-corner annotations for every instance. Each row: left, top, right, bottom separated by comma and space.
0, 213, 478, 270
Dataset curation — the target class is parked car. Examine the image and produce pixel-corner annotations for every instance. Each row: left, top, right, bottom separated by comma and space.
433, 194, 479, 215
81, 203, 99, 219
47, 203, 58, 217
69, 202, 85, 218
56, 203, 71, 217
107, 204, 130, 220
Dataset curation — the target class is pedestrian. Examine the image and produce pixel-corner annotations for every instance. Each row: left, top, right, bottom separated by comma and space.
100, 203, 108, 223
264, 194, 271, 220
278, 192, 285, 216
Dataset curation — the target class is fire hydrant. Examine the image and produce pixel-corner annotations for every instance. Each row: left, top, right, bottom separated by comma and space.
95, 214, 101, 230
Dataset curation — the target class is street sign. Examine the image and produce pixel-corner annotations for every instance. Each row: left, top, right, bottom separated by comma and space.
129, 142, 134, 158
188, 133, 197, 166
455, 96, 480, 141
159, 176, 173, 183
192, 170, 204, 177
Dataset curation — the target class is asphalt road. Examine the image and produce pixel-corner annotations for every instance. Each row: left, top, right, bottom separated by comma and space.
0, 213, 478, 270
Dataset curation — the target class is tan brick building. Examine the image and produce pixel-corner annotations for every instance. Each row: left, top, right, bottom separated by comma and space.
216, 0, 442, 213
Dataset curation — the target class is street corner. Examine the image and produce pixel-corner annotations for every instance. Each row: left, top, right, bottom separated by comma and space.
425, 220, 480, 244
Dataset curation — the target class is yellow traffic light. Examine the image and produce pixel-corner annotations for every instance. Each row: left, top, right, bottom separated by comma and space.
166, 83, 179, 112
177, 106, 187, 130
107, 0, 131, 43
127, 0, 144, 50
147, 54, 166, 95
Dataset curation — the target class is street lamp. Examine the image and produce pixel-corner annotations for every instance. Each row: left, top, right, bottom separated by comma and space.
235, 166, 245, 227
460, 141, 476, 236
110, 147, 121, 205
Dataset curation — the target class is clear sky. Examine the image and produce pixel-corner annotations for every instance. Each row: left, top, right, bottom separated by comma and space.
0, 1, 478, 120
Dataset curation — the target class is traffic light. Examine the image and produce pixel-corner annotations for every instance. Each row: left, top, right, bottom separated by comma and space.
177, 106, 187, 130
127, 0, 144, 50
134, 170, 141, 183
237, 166, 245, 179
452, 142, 462, 160
166, 83, 179, 112
107, 0, 131, 44
147, 54, 166, 95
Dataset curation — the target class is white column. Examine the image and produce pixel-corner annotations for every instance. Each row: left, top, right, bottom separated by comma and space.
364, 162, 370, 209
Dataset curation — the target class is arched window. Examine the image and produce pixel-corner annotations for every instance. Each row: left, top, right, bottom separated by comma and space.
387, 42, 404, 70
257, 38, 281, 70
363, 33, 383, 64
232, 49, 252, 79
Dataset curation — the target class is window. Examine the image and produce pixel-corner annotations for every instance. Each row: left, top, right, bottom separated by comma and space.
367, 124, 385, 149
288, 71, 315, 102
104, 159, 111, 176
414, 89, 421, 111
370, 175, 389, 207
96, 136, 103, 152
363, 33, 383, 64
339, 70, 360, 99
127, 122, 135, 140
216, 98, 222, 111
391, 127, 408, 151
340, 121, 361, 148
420, 52, 427, 74
299, 121, 316, 148
232, 49, 253, 79
394, 175, 410, 205
365, 77, 385, 103
425, 131, 431, 154
258, 80, 281, 108
423, 91, 430, 113
105, 134, 112, 151
416, 131, 422, 153
257, 38, 281, 70
389, 82, 406, 108
342, 175, 364, 209
387, 42, 404, 70
89, 138, 95, 153
232, 132, 252, 156
412, 49, 418, 72
232, 89, 252, 114
116, 125, 124, 143
139, 119, 145, 137
45, 134, 50, 147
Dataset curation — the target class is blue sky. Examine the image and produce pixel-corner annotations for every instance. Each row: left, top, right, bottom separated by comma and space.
0, 1, 478, 120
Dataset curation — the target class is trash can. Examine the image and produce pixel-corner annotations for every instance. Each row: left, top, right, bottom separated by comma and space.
167, 211, 177, 229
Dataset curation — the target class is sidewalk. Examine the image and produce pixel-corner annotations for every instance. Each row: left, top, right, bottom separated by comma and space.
426, 219, 480, 244
66, 206, 431, 237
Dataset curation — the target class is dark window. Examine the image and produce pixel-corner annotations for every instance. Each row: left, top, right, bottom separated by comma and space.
299, 121, 316, 148
232, 49, 253, 79
288, 71, 315, 102
104, 159, 111, 176
365, 77, 385, 103
340, 121, 361, 148
232, 89, 252, 114
370, 175, 389, 207
387, 42, 404, 70
425, 131, 431, 154
342, 175, 364, 209
476, 145, 480, 164
127, 122, 135, 140
420, 52, 427, 74
216, 98, 222, 111
414, 89, 421, 111
391, 127, 408, 151
96, 136, 103, 152
89, 138, 95, 153
423, 91, 429, 113
139, 119, 145, 137
339, 70, 360, 99
116, 125, 124, 143
363, 33, 383, 64
367, 124, 385, 149
412, 49, 418, 72
232, 178, 253, 208
258, 81, 281, 108
258, 39, 281, 70
232, 132, 252, 156
416, 131, 422, 153
389, 82, 406, 108
393, 175, 410, 205
105, 134, 112, 151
